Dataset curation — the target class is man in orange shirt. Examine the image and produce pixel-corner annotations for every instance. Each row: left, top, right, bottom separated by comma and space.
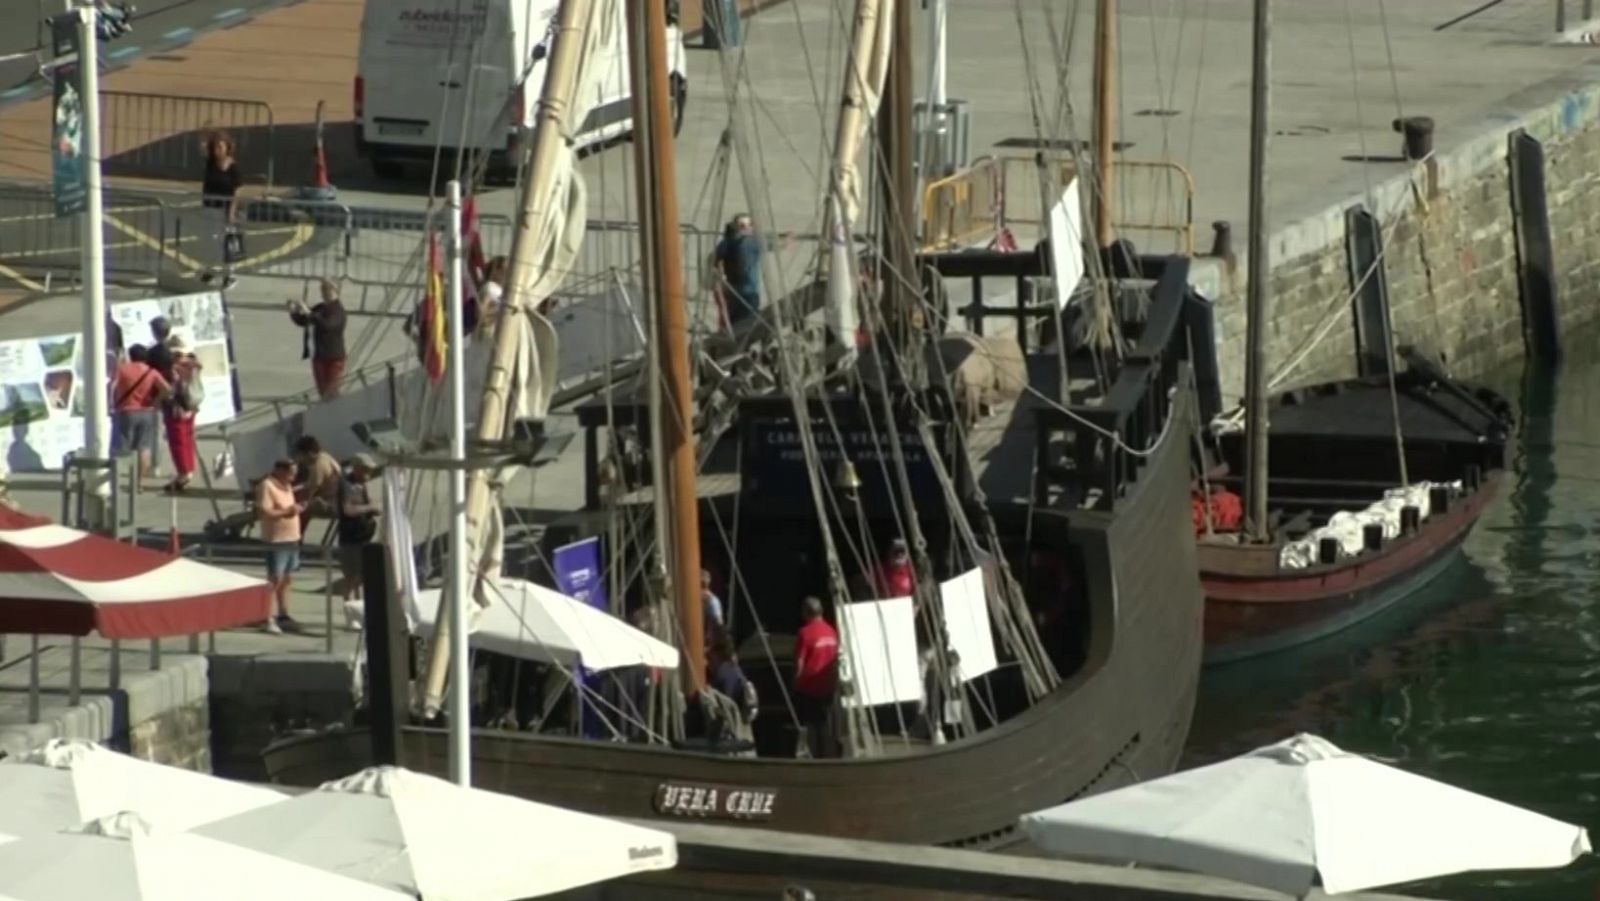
111, 345, 170, 482
255, 458, 306, 634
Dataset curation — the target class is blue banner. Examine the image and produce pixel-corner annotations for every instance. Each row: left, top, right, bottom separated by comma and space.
50, 13, 87, 218
552, 537, 608, 738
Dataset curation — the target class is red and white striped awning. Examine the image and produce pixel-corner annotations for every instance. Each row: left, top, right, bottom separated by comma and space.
0, 506, 271, 638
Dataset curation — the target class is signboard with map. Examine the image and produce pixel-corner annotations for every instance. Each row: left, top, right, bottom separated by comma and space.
0, 291, 240, 473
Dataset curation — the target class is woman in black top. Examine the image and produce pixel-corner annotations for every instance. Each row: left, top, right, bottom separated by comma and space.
200, 132, 242, 289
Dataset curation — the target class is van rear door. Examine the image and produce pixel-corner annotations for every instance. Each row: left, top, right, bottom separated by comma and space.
358, 0, 532, 155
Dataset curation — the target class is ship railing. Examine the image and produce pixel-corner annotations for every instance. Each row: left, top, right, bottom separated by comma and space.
1030, 257, 1191, 512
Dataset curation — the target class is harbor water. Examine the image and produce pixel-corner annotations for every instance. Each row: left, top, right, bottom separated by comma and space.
1185, 350, 1600, 900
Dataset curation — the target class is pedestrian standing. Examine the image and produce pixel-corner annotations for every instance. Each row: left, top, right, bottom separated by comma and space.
110, 345, 169, 484
792, 595, 841, 759
335, 454, 381, 602
287, 279, 349, 400
713, 214, 792, 328
199, 132, 242, 290
161, 333, 204, 494
255, 458, 306, 634
292, 434, 342, 527
145, 316, 173, 381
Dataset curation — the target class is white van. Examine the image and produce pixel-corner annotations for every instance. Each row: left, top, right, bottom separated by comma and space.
354, 0, 688, 178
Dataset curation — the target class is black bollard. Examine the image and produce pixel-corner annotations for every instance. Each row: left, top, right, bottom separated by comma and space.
1430, 486, 1451, 516
1401, 505, 1421, 534
1319, 537, 1341, 565
1393, 116, 1436, 161
1465, 465, 1482, 490
1363, 523, 1384, 552
1210, 220, 1234, 259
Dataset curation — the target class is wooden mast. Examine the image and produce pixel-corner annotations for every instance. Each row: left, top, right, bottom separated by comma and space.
626, 0, 704, 693
877, 0, 917, 358
419, 0, 595, 714
1093, 0, 1117, 247
1242, 0, 1271, 540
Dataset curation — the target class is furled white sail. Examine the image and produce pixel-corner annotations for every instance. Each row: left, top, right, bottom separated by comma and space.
465, 0, 614, 606
824, 0, 895, 352
422, 0, 616, 714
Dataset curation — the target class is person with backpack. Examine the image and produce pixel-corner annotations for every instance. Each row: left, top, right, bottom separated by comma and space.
161, 332, 204, 494
335, 454, 381, 602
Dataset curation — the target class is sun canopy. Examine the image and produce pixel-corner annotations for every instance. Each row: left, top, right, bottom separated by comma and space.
1021, 733, 1592, 896
410, 578, 679, 671
0, 812, 409, 901
196, 766, 677, 899
0, 507, 270, 638
0, 740, 284, 837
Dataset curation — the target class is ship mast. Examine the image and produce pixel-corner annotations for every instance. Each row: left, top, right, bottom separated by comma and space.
876, 0, 917, 364
419, 0, 596, 716
1093, 0, 1116, 247
626, 0, 704, 693
1242, 0, 1271, 541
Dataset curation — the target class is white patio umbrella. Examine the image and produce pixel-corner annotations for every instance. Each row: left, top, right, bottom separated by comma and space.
195, 765, 677, 900
355, 576, 679, 671
1021, 733, 1591, 897
0, 739, 283, 836
0, 811, 410, 901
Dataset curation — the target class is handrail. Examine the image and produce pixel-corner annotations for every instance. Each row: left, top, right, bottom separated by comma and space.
925, 156, 1196, 255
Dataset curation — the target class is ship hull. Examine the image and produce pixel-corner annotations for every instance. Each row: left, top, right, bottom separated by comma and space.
263, 377, 1203, 849
1200, 371, 1511, 666
1201, 473, 1499, 665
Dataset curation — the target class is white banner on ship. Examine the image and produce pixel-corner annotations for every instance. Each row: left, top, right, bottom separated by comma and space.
0, 291, 240, 474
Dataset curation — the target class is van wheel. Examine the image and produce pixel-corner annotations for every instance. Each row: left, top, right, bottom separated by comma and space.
372, 158, 404, 180
670, 75, 687, 138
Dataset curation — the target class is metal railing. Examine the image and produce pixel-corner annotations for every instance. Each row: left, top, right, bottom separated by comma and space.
920, 156, 1196, 255
99, 91, 277, 187
0, 181, 170, 285
0, 179, 724, 295
920, 156, 1004, 252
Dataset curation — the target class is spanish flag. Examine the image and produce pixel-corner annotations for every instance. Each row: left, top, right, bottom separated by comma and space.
420, 231, 447, 383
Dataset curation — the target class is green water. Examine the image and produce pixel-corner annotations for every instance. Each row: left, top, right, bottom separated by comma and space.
1184, 357, 1600, 900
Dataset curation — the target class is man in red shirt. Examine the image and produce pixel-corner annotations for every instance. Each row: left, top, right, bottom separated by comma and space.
111, 345, 170, 482
793, 596, 840, 758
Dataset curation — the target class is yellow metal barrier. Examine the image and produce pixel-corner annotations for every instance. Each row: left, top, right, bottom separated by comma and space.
1110, 159, 1196, 256
921, 156, 1196, 255
919, 156, 1004, 252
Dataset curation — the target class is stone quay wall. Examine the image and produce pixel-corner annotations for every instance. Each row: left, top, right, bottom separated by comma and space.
1197, 80, 1600, 399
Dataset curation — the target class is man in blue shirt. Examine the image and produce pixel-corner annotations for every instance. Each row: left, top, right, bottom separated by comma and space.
714, 214, 791, 327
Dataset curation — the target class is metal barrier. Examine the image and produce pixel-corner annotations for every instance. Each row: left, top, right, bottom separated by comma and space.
1107, 160, 1196, 256
0, 181, 170, 284
99, 91, 277, 187
0, 177, 727, 298
919, 156, 1004, 252
924, 156, 1196, 255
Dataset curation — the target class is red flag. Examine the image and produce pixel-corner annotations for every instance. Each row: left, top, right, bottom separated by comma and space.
420, 232, 447, 383
462, 194, 486, 286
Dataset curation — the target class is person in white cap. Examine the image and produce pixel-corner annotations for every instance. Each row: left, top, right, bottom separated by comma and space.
161, 330, 204, 494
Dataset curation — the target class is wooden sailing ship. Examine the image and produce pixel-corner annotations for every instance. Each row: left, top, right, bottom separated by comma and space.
1190, 0, 1512, 665
1197, 362, 1511, 665
263, 0, 1207, 848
